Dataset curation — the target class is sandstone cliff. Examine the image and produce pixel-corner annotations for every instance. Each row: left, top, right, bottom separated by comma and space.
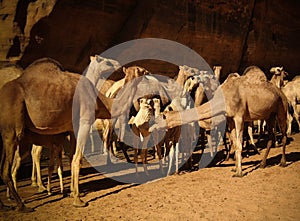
1, 0, 299, 79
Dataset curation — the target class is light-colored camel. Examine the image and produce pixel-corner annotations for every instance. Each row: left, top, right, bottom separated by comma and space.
102, 67, 150, 159
0, 58, 144, 211
270, 66, 288, 89
129, 97, 154, 176
282, 76, 300, 134
151, 66, 288, 177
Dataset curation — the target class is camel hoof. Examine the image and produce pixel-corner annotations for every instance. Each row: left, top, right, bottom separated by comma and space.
279, 161, 287, 167
38, 186, 47, 193
259, 163, 266, 169
73, 197, 87, 208
17, 205, 34, 213
31, 182, 37, 187
232, 173, 243, 178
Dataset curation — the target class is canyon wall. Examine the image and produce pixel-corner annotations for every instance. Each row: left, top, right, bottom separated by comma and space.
1, 0, 299, 79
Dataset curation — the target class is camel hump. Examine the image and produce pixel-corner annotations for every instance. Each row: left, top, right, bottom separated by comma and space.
243, 65, 267, 82
25, 58, 64, 72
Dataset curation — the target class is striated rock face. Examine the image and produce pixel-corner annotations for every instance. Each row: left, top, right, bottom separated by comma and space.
1, 0, 299, 79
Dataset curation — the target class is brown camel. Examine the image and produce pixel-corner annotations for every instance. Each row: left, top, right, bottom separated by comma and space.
0, 65, 23, 89
0, 64, 69, 203
282, 76, 300, 134
151, 67, 288, 177
0, 58, 144, 212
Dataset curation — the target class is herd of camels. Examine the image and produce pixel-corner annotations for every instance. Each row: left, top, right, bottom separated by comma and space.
0, 55, 299, 212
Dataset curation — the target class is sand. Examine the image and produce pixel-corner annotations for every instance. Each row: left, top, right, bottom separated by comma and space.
1, 133, 300, 221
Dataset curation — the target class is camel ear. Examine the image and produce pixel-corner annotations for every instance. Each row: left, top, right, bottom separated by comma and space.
270, 67, 276, 73
90, 56, 96, 62
123, 67, 127, 75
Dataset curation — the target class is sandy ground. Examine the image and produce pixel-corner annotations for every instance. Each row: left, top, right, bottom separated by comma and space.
0, 132, 300, 221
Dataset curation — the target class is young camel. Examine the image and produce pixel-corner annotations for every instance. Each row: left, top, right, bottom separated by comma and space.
151, 67, 288, 177
6, 132, 69, 198
0, 58, 144, 211
129, 97, 155, 176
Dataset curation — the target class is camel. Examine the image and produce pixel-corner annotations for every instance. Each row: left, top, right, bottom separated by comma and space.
0, 65, 23, 89
93, 66, 150, 163
282, 76, 300, 134
129, 97, 155, 176
0, 65, 67, 198
0, 58, 145, 211
6, 132, 69, 199
270, 66, 288, 89
150, 66, 288, 177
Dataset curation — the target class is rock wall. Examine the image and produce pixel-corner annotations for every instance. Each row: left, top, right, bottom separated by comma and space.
1, 0, 299, 79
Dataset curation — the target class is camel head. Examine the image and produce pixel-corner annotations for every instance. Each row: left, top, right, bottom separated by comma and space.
270, 66, 288, 77
270, 66, 288, 88
184, 75, 199, 93
85, 55, 121, 85
213, 66, 222, 81
176, 65, 199, 86
122, 66, 150, 83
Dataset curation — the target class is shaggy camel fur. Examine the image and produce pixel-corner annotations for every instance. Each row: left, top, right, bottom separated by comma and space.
282, 76, 300, 134
0, 58, 144, 211
151, 66, 288, 177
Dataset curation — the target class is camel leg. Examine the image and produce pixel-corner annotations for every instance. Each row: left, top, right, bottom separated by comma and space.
141, 135, 150, 176
167, 143, 174, 175
89, 127, 95, 153
141, 148, 149, 176
132, 125, 140, 175
47, 146, 55, 195
1, 132, 33, 212
33, 145, 47, 193
31, 146, 37, 187
7, 147, 21, 199
156, 144, 164, 175
277, 106, 288, 167
260, 118, 276, 168
54, 145, 64, 194
286, 112, 293, 135
134, 148, 139, 175
175, 142, 179, 174
70, 124, 90, 207
247, 125, 260, 154
233, 117, 244, 177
